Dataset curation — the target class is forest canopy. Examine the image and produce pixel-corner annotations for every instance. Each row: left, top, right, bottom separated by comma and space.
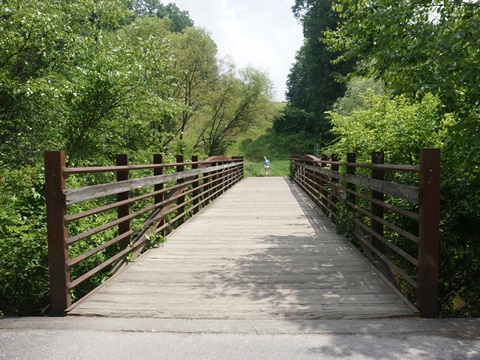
0, 0, 274, 169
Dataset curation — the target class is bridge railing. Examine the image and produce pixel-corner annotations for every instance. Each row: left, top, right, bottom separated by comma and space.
44, 151, 244, 316
290, 149, 440, 318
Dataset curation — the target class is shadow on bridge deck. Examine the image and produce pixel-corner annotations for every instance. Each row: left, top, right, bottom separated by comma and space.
69, 177, 416, 320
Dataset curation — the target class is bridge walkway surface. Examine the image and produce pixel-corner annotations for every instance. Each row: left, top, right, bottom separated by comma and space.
70, 177, 415, 319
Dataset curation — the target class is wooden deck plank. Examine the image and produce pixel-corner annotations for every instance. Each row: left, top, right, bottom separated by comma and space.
70, 177, 416, 319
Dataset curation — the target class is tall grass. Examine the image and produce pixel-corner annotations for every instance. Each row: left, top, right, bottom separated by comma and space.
225, 102, 312, 177
244, 159, 290, 177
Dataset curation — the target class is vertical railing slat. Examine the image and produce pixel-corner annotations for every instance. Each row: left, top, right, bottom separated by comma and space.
116, 154, 130, 250
346, 153, 356, 205
320, 154, 328, 215
331, 154, 339, 219
176, 155, 185, 222
154, 154, 165, 236
191, 155, 200, 215
371, 151, 385, 253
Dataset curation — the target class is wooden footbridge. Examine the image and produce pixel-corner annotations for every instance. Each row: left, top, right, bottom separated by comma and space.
45, 150, 439, 319
69, 177, 414, 319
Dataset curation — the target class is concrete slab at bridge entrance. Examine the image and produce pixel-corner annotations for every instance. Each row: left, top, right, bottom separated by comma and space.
70, 177, 415, 319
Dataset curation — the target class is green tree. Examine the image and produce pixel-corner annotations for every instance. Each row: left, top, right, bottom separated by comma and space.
331, 77, 384, 116
96, 16, 182, 158
279, 0, 354, 147
291, 0, 352, 118
327, 91, 453, 164
162, 27, 219, 149
0, 0, 130, 167
131, 0, 194, 32
156, 2, 194, 32
193, 67, 274, 156
285, 46, 309, 110
272, 104, 317, 155
325, 0, 480, 116
57, 14, 183, 163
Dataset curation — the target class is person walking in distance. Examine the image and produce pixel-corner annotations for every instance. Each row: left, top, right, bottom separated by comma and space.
263, 156, 271, 176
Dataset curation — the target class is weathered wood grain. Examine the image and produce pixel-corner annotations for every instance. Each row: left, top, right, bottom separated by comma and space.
301, 163, 419, 203
70, 177, 416, 319
64, 162, 240, 204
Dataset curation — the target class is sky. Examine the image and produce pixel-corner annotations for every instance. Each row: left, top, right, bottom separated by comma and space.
167, 0, 304, 102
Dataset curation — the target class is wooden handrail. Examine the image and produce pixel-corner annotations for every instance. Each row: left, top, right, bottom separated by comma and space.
290, 149, 440, 318
45, 152, 244, 316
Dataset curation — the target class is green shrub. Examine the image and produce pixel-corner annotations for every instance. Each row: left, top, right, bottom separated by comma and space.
325, 90, 480, 317
0, 165, 50, 316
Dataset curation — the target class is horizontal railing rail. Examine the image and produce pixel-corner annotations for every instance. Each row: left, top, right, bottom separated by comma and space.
45, 151, 244, 316
290, 149, 440, 318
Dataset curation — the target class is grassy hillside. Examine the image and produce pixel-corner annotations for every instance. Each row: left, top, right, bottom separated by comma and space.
226, 102, 304, 177
243, 158, 291, 177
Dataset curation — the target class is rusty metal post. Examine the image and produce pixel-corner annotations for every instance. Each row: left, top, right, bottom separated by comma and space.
191, 155, 200, 215
229, 157, 236, 187
211, 160, 218, 200
241, 156, 245, 178
226, 158, 233, 189
301, 157, 307, 193
308, 157, 315, 197
231, 156, 240, 186
346, 153, 356, 204
116, 154, 130, 250
176, 155, 185, 221
219, 159, 226, 195
240, 156, 244, 179
201, 160, 211, 206
45, 151, 70, 316
295, 157, 301, 184
235, 156, 244, 179
289, 156, 294, 180
320, 154, 328, 214
298, 158, 303, 189
220, 159, 228, 191
418, 148, 440, 318
215, 160, 221, 198
154, 154, 165, 235
296, 158, 301, 184
331, 154, 339, 219
371, 152, 385, 253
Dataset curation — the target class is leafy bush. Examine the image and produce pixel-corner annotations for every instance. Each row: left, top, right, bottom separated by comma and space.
0, 166, 50, 316
325, 87, 480, 316
326, 91, 454, 164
